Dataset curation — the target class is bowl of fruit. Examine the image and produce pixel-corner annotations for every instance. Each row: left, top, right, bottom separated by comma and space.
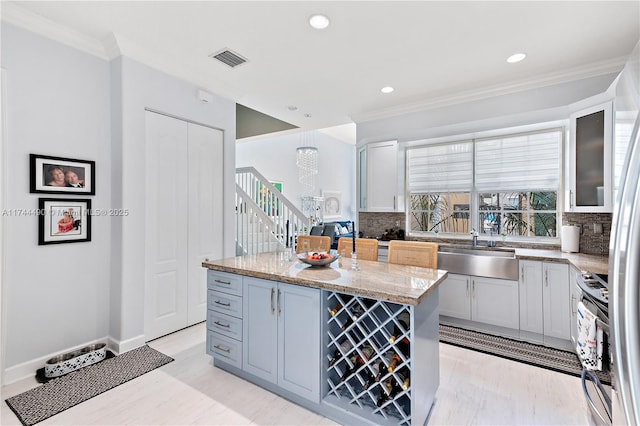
297, 251, 340, 267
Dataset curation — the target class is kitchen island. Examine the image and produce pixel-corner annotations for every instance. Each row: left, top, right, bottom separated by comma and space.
202, 252, 448, 426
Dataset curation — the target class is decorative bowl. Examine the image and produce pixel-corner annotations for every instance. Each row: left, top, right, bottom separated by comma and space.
297, 252, 340, 267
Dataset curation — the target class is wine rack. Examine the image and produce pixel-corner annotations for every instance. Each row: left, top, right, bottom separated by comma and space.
325, 291, 413, 426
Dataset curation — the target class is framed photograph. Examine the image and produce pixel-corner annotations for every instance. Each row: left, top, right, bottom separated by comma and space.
322, 190, 342, 219
30, 154, 95, 195
38, 198, 91, 245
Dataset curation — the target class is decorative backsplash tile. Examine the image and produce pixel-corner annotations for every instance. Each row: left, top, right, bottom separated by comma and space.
359, 211, 611, 255
562, 212, 612, 255
358, 212, 406, 238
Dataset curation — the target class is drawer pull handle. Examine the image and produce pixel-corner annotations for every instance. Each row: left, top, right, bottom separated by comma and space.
214, 279, 231, 285
214, 300, 231, 307
214, 321, 230, 328
213, 344, 230, 353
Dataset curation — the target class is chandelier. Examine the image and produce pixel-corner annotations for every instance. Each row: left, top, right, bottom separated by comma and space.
296, 146, 318, 195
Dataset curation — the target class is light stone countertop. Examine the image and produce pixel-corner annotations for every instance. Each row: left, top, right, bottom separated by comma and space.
380, 240, 608, 274
513, 249, 609, 274
202, 252, 448, 306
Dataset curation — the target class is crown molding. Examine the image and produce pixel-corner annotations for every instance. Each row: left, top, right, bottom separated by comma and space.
350, 56, 626, 124
1, 1, 110, 60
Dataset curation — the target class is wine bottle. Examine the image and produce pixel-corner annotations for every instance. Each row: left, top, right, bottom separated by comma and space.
388, 310, 410, 343
329, 302, 342, 317
376, 377, 400, 407
328, 339, 353, 368
363, 361, 381, 390
340, 344, 374, 381
387, 336, 410, 373
387, 350, 402, 373
396, 366, 410, 391
341, 303, 365, 330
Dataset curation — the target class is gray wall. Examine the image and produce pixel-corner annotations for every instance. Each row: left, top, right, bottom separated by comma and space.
236, 131, 356, 222
1, 23, 112, 375
356, 73, 619, 146
1, 23, 236, 383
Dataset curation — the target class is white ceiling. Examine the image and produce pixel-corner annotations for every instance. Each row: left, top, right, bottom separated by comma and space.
3, 1, 640, 144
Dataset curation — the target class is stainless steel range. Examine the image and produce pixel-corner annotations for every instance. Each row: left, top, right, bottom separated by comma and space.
575, 271, 611, 425
576, 272, 609, 315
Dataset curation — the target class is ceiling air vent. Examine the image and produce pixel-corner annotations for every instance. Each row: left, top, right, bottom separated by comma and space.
209, 48, 248, 68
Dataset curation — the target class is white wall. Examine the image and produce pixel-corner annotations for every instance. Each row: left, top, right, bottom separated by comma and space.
110, 56, 235, 351
0, 23, 236, 383
236, 131, 356, 222
1, 24, 111, 381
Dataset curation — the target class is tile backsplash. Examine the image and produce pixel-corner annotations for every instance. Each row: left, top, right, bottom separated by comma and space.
359, 211, 611, 255
358, 212, 406, 238
562, 212, 611, 255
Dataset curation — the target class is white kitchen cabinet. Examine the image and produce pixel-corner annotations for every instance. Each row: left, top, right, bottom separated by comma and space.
519, 260, 571, 344
362, 140, 399, 212
543, 263, 571, 340
439, 273, 519, 329
570, 266, 582, 347
519, 260, 544, 334
438, 274, 471, 320
243, 277, 321, 403
567, 101, 613, 212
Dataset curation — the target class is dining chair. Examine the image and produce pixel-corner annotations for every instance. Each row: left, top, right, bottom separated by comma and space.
296, 235, 332, 254
337, 237, 379, 261
387, 240, 438, 268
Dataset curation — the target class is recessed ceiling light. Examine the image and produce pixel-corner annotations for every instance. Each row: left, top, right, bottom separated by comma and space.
381, 86, 394, 94
506, 53, 527, 63
309, 14, 330, 30
304, 113, 312, 118
287, 105, 298, 111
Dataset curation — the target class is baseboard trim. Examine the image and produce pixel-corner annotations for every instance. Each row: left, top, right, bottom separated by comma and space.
3, 336, 110, 385
107, 333, 146, 355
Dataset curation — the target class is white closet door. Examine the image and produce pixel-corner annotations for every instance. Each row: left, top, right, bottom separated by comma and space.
187, 122, 223, 325
145, 111, 189, 340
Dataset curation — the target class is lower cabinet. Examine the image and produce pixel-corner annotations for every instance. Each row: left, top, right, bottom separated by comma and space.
243, 277, 321, 403
519, 260, 571, 344
439, 273, 519, 329
206, 270, 243, 369
570, 266, 582, 347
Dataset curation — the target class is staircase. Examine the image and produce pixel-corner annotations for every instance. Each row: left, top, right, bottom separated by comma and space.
235, 167, 309, 256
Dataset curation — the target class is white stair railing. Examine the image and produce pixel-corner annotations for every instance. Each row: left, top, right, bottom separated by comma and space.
235, 167, 309, 255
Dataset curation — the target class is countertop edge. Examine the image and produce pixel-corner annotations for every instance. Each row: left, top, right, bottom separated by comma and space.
513, 249, 608, 274
203, 262, 448, 306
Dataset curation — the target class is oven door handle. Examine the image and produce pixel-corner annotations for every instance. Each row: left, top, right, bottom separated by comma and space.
581, 368, 612, 424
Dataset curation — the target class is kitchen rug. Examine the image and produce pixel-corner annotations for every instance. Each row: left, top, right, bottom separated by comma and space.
439, 323, 611, 385
5, 345, 173, 426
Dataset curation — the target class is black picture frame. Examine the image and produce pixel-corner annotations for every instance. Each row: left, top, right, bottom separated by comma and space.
30, 154, 95, 195
38, 198, 92, 245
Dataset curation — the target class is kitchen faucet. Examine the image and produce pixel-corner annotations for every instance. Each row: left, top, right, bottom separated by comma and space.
471, 228, 478, 247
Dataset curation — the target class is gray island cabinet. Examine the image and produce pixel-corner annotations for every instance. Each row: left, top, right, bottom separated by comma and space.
203, 253, 448, 426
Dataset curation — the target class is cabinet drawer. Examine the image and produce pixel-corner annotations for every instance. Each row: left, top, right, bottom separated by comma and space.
207, 270, 242, 296
208, 290, 243, 318
207, 310, 243, 341
207, 330, 242, 369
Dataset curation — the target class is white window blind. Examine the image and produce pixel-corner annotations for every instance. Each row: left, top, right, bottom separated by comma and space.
475, 130, 561, 191
407, 141, 473, 192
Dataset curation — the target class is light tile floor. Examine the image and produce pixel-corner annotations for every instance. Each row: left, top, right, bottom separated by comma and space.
1, 322, 596, 425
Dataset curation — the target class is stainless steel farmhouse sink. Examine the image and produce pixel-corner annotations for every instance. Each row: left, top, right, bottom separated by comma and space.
437, 245, 519, 280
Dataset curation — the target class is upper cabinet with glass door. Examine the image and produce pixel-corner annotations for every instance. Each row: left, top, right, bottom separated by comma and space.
567, 101, 613, 212
359, 140, 401, 212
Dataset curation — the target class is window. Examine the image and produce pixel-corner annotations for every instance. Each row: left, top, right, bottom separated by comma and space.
409, 193, 471, 234
407, 141, 473, 233
479, 191, 557, 237
407, 129, 562, 240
